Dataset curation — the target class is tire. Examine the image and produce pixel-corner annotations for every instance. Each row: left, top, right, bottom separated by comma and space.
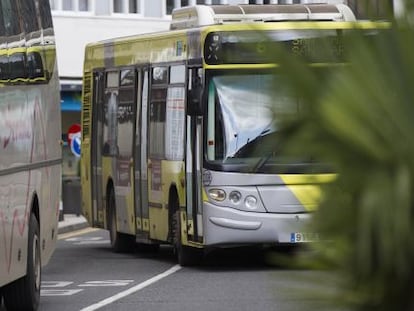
172, 202, 202, 266
3, 213, 41, 311
107, 188, 135, 253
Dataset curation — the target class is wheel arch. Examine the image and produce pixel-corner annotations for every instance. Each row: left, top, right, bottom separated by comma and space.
168, 184, 180, 242
30, 192, 40, 226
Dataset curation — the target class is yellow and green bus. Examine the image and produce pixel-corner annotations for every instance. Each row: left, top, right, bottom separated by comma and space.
80, 4, 380, 265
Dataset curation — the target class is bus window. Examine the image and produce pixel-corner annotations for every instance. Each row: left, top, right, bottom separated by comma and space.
106, 71, 119, 88
103, 91, 119, 156
170, 65, 185, 84
1, 0, 21, 36
0, 3, 5, 37
20, 0, 39, 33
120, 68, 135, 86
0, 54, 9, 82
27, 51, 46, 81
103, 71, 120, 156
152, 66, 168, 84
149, 88, 167, 158
38, 0, 53, 29
165, 86, 185, 160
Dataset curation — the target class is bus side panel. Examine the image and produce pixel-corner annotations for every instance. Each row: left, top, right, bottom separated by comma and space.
0, 80, 61, 285
147, 160, 184, 242
0, 173, 30, 286
38, 61, 62, 267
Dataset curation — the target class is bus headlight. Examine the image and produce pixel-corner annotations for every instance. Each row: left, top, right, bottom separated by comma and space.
208, 189, 226, 202
229, 191, 242, 205
245, 195, 258, 210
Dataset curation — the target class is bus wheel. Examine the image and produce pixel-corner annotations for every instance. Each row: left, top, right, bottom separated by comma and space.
3, 213, 41, 311
172, 209, 202, 266
108, 188, 135, 253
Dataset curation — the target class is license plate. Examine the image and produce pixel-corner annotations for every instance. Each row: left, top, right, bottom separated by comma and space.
290, 232, 319, 243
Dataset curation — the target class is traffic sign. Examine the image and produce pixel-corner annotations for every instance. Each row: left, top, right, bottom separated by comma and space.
67, 124, 81, 157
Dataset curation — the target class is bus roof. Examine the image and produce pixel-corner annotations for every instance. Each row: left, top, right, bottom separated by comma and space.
83, 5, 389, 71
170, 4, 356, 30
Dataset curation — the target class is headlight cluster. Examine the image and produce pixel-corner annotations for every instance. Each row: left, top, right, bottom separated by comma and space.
208, 188, 260, 211
208, 189, 226, 201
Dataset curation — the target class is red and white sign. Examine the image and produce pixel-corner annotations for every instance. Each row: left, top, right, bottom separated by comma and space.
67, 124, 81, 157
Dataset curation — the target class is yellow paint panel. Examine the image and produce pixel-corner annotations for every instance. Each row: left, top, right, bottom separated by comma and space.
280, 174, 336, 212
143, 219, 150, 232
149, 207, 168, 241
288, 185, 322, 212
280, 173, 336, 185
136, 217, 142, 230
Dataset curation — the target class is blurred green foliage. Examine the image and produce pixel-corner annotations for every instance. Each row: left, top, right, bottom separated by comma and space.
274, 15, 414, 311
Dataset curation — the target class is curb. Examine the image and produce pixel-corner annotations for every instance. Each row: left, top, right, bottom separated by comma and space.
57, 215, 90, 235
58, 221, 89, 235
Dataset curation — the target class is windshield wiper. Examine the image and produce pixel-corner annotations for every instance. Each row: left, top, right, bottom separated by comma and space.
250, 152, 273, 173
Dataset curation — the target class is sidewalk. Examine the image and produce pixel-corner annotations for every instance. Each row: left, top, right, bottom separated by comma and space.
58, 214, 89, 234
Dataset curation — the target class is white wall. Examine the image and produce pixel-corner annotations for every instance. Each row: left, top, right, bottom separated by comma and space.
53, 14, 170, 78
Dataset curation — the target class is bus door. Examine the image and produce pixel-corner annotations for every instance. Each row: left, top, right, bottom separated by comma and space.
111, 68, 136, 235
91, 70, 105, 227
185, 67, 204, 243
134, 67, 150, 234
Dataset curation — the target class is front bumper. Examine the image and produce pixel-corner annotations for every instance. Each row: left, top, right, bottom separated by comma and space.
203, 201, 312, 246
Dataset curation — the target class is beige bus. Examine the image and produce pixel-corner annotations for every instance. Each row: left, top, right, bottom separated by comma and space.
0, 1, 61, 310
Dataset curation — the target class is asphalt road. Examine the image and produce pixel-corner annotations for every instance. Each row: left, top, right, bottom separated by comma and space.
1, 228, 346, 311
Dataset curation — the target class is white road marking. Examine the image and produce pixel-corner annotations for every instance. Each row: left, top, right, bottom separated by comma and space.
42, 281, 74, 288
41, 289, 83, 296
79, 280, 134, 287
79, 265, 182, 311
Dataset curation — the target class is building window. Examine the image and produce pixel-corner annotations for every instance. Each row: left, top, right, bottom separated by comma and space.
49, 0, 92, 12
113, 0, 141, 14
166, 0, 174, 15
113, 0, 123, 13
62, 0, 73, 10
79, 0, 88, 11
128, 0, 141, 13
49, 0, 57, 10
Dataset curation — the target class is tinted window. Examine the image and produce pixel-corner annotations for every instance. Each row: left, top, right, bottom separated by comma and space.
1, 0, 20, 36
9, 52, 27, 80
0, 3, 6, 36
152, 67, 168, 85
0, 55, 9, 81
20, 0, 39, 33
27, 51, 45, 79
120, 69, 135, 86
38, 0, 53, 29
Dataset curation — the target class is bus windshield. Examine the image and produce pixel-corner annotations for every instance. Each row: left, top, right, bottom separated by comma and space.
206, 72, 308, 173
